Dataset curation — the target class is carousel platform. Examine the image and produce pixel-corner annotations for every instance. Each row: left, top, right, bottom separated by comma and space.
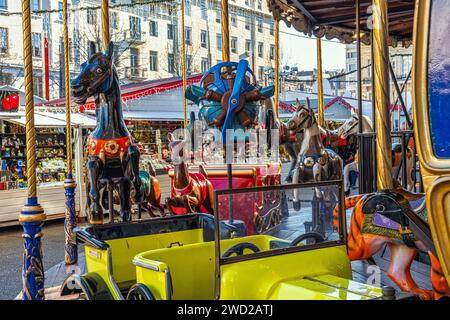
32, 206, 431, 300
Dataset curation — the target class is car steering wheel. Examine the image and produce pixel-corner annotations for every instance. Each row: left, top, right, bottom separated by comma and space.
222, 242, 261, 258
290, 232, 325, 247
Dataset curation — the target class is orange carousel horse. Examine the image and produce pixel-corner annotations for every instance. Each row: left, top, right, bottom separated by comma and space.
333, 180, 450, 299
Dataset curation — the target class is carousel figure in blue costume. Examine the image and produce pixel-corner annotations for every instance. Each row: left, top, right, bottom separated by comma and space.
186, 60, 276, 143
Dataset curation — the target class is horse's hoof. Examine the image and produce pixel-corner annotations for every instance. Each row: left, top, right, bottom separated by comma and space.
344, 189, 350, 197
285, 176, 293, 183
293, 201, 301, 211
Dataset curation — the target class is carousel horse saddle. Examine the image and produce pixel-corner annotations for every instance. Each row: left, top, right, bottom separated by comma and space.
296, 149, 337, 169
362, 191, 435, 255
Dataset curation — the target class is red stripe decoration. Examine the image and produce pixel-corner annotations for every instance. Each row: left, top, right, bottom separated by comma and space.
80, 74, 203, 112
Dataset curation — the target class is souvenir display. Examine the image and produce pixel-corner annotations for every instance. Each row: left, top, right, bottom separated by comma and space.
0, 124, 70, 189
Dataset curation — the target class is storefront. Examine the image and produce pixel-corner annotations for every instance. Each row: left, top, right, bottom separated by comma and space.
0, 110, 95, 226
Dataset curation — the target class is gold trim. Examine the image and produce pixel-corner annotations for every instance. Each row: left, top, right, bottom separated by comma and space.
19, 213, 46, 223
104, 140, 120, 154
90, 218, 104, 225
413, 0, 450, 284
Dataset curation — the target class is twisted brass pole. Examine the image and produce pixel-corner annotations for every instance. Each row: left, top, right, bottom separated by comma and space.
19, 0, 46, 300
274, 20, 280, 117
373, 0, 393, 190
181, 0, 187, 131
63, 0, 77, 265
221, 0, 230, 62
101, 0, 110, 51
316, 38, 325, 127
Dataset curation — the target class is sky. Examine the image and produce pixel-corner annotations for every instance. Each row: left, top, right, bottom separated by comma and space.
279, 23, 347, 71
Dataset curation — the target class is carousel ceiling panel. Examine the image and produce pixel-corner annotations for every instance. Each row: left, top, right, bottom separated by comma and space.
266, 0, 414, 47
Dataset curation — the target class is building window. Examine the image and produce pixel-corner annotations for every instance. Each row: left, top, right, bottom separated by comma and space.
347, 51, 357, 59
215, 10, 221, 23
0, 28, 8, 55
186, 0, 191, 16
0, 0, 7, 10
231, 37, 237, 54
257, 18, 263, 33
216, 33, 222, 51
200, 0, 207, 20
257, 42, 263, 58
149, 20, 158, 37
200, 30, 207, 48
31, 0, 40, 12
130, 48, 139, 75
167, 24, 175, 40
185, 27, 192, 45
245, 0, 249, 6
245, 39, 251, 53
201, 58, 208, 73
58, 2, 63, 20
33, 76, 43, 98
32, 33, 41, 57
186, 54, 192, 74
258, 67, 264, 81
111, 12, 118, 29
149, 51, 158, 71
258, 0, 262, 10
270, 44, 275, 60
87, 9, 97, 25
168, 53, 175, 74
245, 17, 251, 30
231, 14, 237, 27
348, 63, 356, 72
129, 16, 142, 40
269, 22, 274, 35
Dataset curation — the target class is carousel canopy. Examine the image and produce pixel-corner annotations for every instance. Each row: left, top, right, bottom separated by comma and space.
266, 0, 414, 47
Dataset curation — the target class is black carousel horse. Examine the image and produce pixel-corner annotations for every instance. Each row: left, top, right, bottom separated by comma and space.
71, 42, 142, 224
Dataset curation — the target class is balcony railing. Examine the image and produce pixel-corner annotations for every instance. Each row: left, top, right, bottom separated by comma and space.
125, 67, 147, 80
124, 30, 146, 44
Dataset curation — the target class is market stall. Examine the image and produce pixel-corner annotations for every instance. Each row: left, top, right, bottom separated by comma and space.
0, 111, 95, 226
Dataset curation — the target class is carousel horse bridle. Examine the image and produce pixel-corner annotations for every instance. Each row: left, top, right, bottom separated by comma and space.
82, 53, 112, 96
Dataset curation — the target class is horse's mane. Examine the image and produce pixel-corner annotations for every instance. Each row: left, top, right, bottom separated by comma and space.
361, 115, 373, 131
299, 116, 320, 155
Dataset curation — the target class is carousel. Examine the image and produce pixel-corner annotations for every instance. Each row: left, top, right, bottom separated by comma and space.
16, 0, 450, 301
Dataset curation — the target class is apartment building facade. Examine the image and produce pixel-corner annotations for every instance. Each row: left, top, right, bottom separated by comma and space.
345, 43, 412, 101
0, 0, 276, 100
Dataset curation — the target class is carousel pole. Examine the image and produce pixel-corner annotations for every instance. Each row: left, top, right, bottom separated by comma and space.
63, 0, 77, 265
274, 19, 280, 117
356, 0, 366, 193
101, 0, 110, 51
181, 0, 187, 132
221, 0, 230, 62
316, 38, 325, 127
101, 0, 113, 223
221, 0, 233, 223
19, 0, 46, 300
372, 0, 393, 190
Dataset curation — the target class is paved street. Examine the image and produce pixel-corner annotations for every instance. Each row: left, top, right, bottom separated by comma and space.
0, 220, 84, 300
